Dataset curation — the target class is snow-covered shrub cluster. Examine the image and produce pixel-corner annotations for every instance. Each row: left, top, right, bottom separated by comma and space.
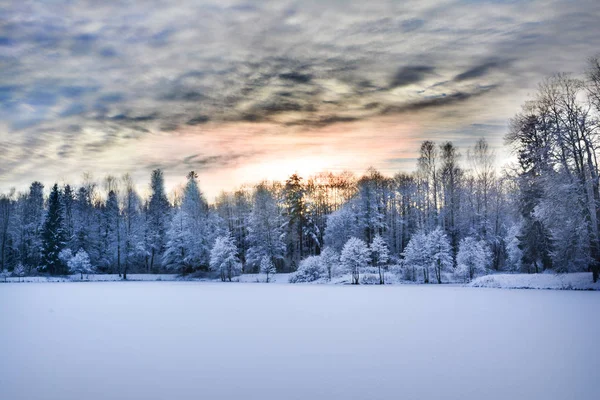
289, 256, 326, 283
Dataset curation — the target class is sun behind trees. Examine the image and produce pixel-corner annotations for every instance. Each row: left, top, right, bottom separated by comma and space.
1, 58, 600, 283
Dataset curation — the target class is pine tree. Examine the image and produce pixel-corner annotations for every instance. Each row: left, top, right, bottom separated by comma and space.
41, 184, 66, 275
146, 169, 171, 272
163, 171, 222, 273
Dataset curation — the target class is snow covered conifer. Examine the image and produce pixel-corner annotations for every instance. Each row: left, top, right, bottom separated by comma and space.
246, 184, 285, 271
0, 268, 9, 282
41, 184, 67, 275
456, 236, 491, 282
260, 256, 276, 283
210, 233, 242, 282
163, 171, 223, 274
370, 234, 390, 284
68, 249, 94, 279
147, 169, 171, 272
340, 237, 370, 284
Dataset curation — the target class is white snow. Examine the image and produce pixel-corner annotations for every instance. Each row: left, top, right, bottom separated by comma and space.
470, 272, 600, 290
2, 274, 181, 283
1, 282, 599, 400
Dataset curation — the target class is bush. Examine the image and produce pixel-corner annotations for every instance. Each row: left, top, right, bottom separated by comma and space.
359, 273, 381, 285
289, 256, 326, 283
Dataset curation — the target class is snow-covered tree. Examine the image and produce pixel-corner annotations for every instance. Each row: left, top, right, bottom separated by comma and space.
68, 249, 95, 279
320, 247, 339, 280
13, 263, 25, 281
370, 234, 390, 284
504, 224, 523, 272
289, 255, 325, 283
402, 231, 429, 282
1, 268, 10, 282
260, 256, 276, 283
324, 205, 357, 253
428, 227, 453, 284
163, 171, 223, 273
456, 236, 491, 282
247, 184, 285, 271
41, 184, 67, 275
121, 174, 145, 279
146, 169, 171, 272
340, 237, 370, 284
210, 233, 242, 282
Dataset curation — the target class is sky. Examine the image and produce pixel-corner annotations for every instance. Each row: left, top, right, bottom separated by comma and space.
1, 0, 600, 200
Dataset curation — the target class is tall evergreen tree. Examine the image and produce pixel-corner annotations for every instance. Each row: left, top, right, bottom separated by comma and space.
146, 169, 171, 272
41, 184, 66, 275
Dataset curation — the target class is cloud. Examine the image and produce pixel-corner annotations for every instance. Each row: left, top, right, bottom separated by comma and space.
453, 59, 512, 82
389, 66, 435, 88
1, 0, 600, 196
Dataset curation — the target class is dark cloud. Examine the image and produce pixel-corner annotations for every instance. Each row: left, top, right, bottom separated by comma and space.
390, 66, 435, 88
187, 115, 210, 125
453, 59, 512, 82
279, 72, 313, 84
382, 85, 498, 115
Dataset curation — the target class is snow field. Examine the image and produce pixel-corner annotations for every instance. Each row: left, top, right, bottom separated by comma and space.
1, 282, 599, 400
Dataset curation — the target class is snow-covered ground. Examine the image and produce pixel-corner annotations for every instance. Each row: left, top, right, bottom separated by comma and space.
1, 283, 598, 400
4, 271, 600, 290
2, 274, 181, 283
470, 272, 600, 290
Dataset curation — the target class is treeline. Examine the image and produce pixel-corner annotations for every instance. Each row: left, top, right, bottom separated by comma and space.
1, 57, 600, 283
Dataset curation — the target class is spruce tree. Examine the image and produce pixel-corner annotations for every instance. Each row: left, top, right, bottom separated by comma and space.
41, 184, 66, 275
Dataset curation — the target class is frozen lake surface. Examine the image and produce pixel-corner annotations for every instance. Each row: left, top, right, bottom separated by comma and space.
1, 282, 599, 400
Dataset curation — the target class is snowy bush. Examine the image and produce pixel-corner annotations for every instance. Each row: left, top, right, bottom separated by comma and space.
456, 236, 492, 282
1, 268, 10, 282
359, 273, 381, 285
260, 256, 276, 283
68, 249, 95, 279
340, 237, 370, 284
209, 234, 242, 282
289, 256, 326, 283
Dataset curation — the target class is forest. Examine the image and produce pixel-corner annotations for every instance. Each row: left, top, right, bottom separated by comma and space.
2, 58, 600, 283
